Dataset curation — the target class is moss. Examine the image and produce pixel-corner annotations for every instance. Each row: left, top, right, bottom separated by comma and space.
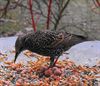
0, 22, 21, 33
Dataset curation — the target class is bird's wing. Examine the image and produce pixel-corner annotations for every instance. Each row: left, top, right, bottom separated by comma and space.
44, 32, 72, 49
48, 32, 74, 48
47, 32, 64, 48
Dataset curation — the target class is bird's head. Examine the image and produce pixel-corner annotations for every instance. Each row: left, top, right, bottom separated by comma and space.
14, 36, 25, 63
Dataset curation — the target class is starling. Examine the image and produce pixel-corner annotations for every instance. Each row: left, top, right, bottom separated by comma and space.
14, 30, 87, 67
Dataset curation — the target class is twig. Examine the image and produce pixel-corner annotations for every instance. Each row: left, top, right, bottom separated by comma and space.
92, 0, 100, 7
0, 0, 10, 18
12, 1, 41, 16
28, 0, 36, 32
95, 0, 100, 7
54, 0, 70, 30
34, 0, 55, 26
46, 0, 52, 29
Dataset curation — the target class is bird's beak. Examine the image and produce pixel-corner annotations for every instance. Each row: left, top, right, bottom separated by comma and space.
14, 52, 19, 63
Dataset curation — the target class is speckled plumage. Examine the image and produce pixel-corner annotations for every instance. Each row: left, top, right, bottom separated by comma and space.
14, 30, 87, 66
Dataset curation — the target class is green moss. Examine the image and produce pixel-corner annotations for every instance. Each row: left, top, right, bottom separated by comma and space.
0, 21, 21, 33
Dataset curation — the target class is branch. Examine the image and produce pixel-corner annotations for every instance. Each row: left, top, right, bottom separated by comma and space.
46, 0, 52, 29
41, 0, 57, 21
34, 0, 55, 25
95, 0, 100, 7
0, 0, 10, 18
54, 0, 70, 30
28, 0, 36, 32
12, 1, 41, 15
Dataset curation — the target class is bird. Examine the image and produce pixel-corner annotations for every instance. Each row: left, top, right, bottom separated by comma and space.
14, 30, 87, 67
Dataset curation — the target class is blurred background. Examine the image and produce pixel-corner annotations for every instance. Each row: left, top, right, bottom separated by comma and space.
0, 0, 100, 39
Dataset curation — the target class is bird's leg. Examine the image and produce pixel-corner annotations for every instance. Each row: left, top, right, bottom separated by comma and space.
49, 56, 59, 67
49, 57, 55, 67
54, 56, 59, 66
